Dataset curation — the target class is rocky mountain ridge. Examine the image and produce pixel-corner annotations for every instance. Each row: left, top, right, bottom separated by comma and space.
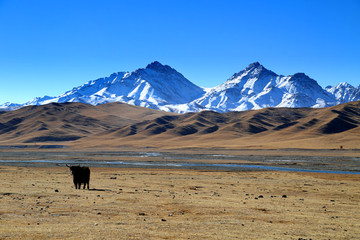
1, 61, 359, 113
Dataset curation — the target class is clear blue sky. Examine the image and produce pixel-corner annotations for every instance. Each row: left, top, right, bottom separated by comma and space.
1, 0, 359, 104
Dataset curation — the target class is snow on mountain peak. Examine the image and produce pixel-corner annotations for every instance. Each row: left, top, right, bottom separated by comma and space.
325, 82, 360, 104
288, 73, 316, 86
337, 82, 352, 88
225, 62, 276, 85
1, 61, 359, 113
245, 62, 277, 77
2, 61, 205, 113
194, 63, 338, 111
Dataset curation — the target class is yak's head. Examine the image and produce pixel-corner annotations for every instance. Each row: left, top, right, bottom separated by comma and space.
66, 164, 81, 175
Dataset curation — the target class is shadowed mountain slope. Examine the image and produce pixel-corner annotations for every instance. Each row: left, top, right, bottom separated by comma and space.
0, 101, 359, 149
94, 101, 360, 149
0, 102, 176, 144
2, 62, 359, 113
109, 101, 359, 137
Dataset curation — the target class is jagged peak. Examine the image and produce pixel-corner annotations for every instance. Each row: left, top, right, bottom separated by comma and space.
292, 72, 308, 78
326, 82, 359, 93
326, 82, 354, 94
2, 60, 358, 113
146, 61, 163, 69
336, 82, 353, 88
288, 72, 324, 90
229, 62, 276, 80
289, 73, 318, 85
245, 62, 277, 76
246, 61, 262, 69
145, 61, 175, 73
109, 72, 125, 77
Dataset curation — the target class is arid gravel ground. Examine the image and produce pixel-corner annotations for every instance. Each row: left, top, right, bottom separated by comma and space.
0, 166, 359, 239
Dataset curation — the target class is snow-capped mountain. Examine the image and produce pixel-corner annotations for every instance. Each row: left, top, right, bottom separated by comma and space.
194, 62, 336, 111
0, 102, 22, 111
0, 61, 359, 113
325, 82, 360, 104
1, 61, 205, 113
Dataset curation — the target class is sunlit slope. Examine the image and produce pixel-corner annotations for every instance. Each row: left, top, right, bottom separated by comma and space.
80, 101, 360, 149
0, 102, 176, 144
0, 101, 359, 149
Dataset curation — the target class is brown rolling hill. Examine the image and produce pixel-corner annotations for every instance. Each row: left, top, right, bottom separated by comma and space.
0, 101, 359, 149
0, 102, 176, 145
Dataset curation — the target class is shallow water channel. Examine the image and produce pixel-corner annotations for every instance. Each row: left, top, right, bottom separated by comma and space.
1, 159, 360, 174
0, 150, 360, 174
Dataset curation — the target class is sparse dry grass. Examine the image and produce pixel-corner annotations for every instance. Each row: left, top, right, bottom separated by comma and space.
0, 166, 359, 239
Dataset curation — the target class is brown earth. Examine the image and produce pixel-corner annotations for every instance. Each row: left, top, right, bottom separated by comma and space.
1, 101, 359, 150
0, 166, 359, 239
1, 101, 359, 239
0, 102, 176, 145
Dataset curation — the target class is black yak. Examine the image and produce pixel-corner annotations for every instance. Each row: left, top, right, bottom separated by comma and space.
67, 165, 90, 189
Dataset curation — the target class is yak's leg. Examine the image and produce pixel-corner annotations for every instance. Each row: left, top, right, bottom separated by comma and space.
87, 182, 89, 190
83, 183, 86, 189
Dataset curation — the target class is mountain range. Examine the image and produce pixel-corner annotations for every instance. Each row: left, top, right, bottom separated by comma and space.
1, 61, 359, 113
0, 101, 359, 149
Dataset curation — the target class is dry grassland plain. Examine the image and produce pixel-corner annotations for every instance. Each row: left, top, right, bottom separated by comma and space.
0, 166, 359, 240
